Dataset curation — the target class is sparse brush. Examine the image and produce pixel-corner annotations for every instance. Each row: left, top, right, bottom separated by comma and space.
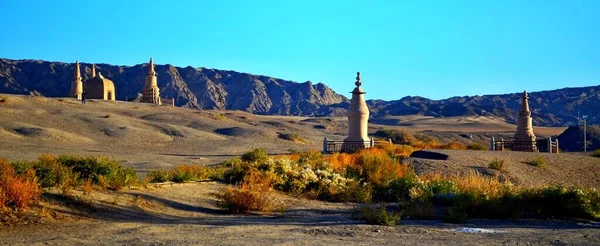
467, 143, 487, 150
440, 142, 468, 150
525, 157, 547, 168
356, 204, 402, 226
592, 149, 600, 158
0, 97, 6, 104
102, 114, 111, 118
488, 158, 505, 172
444, 206, 469, 224
278, 133, 306, 143
0, 160, 41, 210
241, 148, 269, 163
215, 170, 284, 214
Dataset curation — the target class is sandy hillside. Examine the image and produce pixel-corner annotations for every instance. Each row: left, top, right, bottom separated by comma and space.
1, 94, 599, 245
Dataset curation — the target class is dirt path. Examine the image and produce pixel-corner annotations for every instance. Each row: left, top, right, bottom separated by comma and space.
1, 183, 599, 245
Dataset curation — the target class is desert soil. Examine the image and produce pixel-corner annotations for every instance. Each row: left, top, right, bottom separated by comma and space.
0, 94, 598, 245
1, 183, 599, 246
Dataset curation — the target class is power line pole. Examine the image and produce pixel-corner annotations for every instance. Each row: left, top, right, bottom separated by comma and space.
582, 115, 588, 152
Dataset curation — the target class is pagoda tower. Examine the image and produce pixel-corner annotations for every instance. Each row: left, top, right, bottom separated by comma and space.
70, 60, 83, 99
513, 90, 537, 152
141, 58, 161, 105
342, 72, 371, 151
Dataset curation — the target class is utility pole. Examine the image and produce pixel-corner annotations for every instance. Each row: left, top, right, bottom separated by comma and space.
582, 115, 588, 152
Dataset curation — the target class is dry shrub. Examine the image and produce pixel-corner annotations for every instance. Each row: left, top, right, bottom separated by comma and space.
215, 170, 284, 214
327, 152, 357, 175
488, 158, 505, 172
440, 142, 468, 150
0, 159, 41, 210
525, 157, 547, 168
467, 143, 487, 150
376, 142, 415, 159
355, 148, 411, 186
592, 149, 600, 158
448, 172, 515, 199
356, 203, 402, 226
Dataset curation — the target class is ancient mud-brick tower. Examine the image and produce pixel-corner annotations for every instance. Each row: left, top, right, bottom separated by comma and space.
84, 64, 116, 101
70, 60, 83, 99
513, 90, 537, 152
141, 58, 161, 105
342, 72, 371, 151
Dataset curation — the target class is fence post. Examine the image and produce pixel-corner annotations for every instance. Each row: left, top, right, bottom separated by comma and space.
555, 139, 559, 153
491, 137, 495, 151
500, 138, 504, 151
389, 138, 392, 144
323, 137, 327, 153
370, 137, 375, 148
547, 137, 552, 153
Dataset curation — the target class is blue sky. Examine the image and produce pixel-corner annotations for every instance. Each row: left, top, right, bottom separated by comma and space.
0, 0, 598, 100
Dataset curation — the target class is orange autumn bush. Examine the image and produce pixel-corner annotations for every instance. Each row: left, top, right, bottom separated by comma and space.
354, 148, 411, 186
0, 159, 41, 210
215, 170, 284, 214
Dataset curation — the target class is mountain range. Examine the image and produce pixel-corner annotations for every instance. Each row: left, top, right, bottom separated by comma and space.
1, 58, 598, 126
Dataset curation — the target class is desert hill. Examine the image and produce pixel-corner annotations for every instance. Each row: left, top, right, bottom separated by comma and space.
2, 58, 599, 126
0, 58, 346, 116
0, 93, 573, 175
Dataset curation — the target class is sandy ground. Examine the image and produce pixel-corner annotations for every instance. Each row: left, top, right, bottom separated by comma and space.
407, 149, 600, 188
1, 94, 598, 245
1, 183, 599, 246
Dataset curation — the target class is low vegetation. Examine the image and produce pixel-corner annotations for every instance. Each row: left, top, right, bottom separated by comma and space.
525, 157, 547, 168
592, 149, 600, 158
488, 158, 505, 171
146, 164, 225, 183
374, 129, 468, 150
467, 143, 487, 150
215, 170, 284, 214
278, 133, 306, 143
218, 147, 600, 224
0, 160, 41, 210
356, 204, 402, 226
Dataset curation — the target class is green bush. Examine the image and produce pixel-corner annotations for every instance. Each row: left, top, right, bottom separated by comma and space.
241, 148, 269, 163
444, 206, 468, 224
525, 157, 547, 168
373, 175, 420, 202
488, 158, 505, 171
467, 143, 487, 150
357, 204, 402, 226
10, 154, 138, 191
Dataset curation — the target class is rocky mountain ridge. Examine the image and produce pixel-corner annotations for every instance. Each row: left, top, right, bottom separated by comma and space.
1, 58, 598, 126
0, 58, 346, 116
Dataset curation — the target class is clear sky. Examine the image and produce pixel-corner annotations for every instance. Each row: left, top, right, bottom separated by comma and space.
0, 0, 598, 100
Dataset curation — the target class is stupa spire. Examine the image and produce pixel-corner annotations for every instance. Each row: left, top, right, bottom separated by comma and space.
141, 58, 161, 105
72, 60, 81, 80
520, 90, 530, 116
148, 57, 156, 76
70, 60, 83, 99
513, 89, 537, 152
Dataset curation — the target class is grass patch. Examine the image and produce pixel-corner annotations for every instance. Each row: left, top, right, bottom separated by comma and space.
488, 158, 505, 172
278, 133, 306, 143
10, 154, 138, 191
356, 204, 402, 226
146, 164, 226, 183
592, 149, 600, 158
525, 157, 547, 168
467, 143, 487, 150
